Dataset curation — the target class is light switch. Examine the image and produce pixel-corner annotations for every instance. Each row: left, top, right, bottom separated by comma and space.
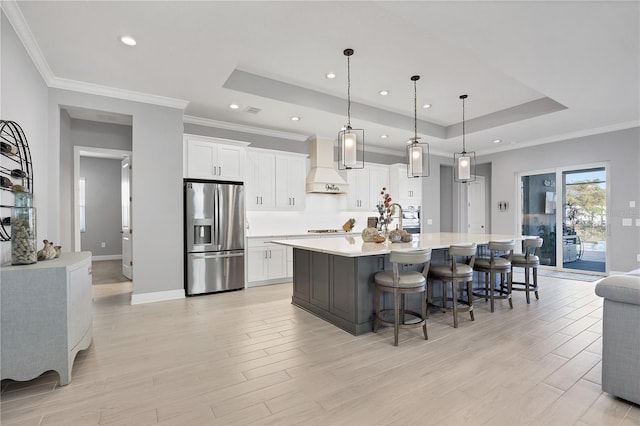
427, 219, 433, 225
636, 219, 640, 227
622, 218, 632, 226
630, 201, 636, 208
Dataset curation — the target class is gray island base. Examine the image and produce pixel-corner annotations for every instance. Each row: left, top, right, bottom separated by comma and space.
275, 232, 524, 335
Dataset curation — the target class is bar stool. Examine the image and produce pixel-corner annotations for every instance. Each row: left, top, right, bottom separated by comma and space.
510, 238, 543, 303
374, 249, 431, 346
427, 244, 477, 328
473, 240, 515, 312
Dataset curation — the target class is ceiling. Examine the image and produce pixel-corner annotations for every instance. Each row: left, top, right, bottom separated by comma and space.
5, 1, 639, 156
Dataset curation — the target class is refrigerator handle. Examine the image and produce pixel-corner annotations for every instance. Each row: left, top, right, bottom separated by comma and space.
216, 185, 221, 249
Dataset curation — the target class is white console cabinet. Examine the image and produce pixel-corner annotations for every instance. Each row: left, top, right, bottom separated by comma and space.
0, 252, 93, 386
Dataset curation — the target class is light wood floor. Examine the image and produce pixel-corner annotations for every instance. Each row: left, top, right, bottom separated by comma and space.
1, 272, 639, 425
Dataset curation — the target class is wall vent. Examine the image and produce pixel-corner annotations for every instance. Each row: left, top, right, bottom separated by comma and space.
245, 106, 261, 114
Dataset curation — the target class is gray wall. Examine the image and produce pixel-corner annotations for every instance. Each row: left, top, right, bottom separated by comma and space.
79, 157, 122, 256
481, 127, 640, 272
0, 12, 49, 264
440, 165, 454, 232
59, 113, 132, 253
48, 88, 185, 297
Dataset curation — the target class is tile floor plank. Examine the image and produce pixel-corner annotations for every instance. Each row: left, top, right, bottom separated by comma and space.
1, 272, 621, 426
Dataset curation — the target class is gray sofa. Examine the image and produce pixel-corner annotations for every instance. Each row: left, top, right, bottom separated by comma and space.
595, 273, 640, 405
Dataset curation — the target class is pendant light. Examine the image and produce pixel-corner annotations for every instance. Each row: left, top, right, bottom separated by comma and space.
454, 94, 476, 183
338, 48, 364, 170
406, 75, 430, 178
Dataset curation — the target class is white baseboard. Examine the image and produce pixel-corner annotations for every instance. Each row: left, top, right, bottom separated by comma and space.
131, 289, 185, 305
92, 255, 123, 261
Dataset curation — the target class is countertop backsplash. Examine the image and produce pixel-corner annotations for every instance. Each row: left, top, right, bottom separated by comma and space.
245, 193, 383, 237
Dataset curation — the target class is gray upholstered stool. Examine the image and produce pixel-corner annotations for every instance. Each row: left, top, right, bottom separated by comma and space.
473, 240, 515, 312
374, 249, 431, 346
427, 244, 477, 328
510, 238, 543, 303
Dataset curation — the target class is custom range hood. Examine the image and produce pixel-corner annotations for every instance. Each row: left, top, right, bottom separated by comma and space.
305, 136, 348, 194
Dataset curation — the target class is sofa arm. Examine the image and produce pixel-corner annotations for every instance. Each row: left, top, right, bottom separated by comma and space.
595, 275, 640, 305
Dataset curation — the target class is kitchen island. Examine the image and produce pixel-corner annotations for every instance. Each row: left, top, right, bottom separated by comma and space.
272, 232, 524, 335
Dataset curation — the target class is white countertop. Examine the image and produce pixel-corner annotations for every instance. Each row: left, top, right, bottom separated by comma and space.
271, 232, 525, 257
247, 231, 359, 239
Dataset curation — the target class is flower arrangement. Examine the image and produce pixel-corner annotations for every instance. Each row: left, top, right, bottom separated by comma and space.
376, 187, 396, 232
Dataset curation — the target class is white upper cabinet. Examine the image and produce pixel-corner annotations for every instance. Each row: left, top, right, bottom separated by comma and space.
246, 149, 306, 211
275, 154, 306, 210
389, 163, 422, 207
246, 150, 276, 210
184, 134, 247, 181
346, 164, 389, 212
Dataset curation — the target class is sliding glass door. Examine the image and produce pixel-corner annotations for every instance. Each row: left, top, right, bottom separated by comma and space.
519, 164, 608, 274
562, 167, 607, 273
520, 171, 557, 267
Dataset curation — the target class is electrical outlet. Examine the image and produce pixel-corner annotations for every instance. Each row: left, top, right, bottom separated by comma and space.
101, 242, 106, 248
637, 254, 640, 262
427, 219, 433, 225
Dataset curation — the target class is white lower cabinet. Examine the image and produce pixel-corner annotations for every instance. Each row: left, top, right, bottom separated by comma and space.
247, 239, 287, 285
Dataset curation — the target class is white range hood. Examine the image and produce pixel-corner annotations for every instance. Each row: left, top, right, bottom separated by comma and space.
305, 136, 348, 194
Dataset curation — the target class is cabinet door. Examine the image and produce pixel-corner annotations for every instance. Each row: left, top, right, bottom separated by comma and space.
67, 259, 92, 349
275, 156, 305, 210
310, 252, 330, 310
217, 144, 245, 181
247, 152, 276, 210
247, 247, 268, 282
186, 140, 215, 179
346, 169, 369, 211
286, 157, 305, 210
293, 249, 310, 302
266, 246, 286, 279
275, 156, 291, 209
368, 166, 389, 210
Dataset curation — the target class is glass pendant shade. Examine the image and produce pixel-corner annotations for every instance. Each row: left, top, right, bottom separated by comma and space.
338, 126, 364, 169
406, 75, 429, 178
407, 140, 430, 178
454, 151, 476, 182
454, 94, 476, 183
337, 48, 364, 170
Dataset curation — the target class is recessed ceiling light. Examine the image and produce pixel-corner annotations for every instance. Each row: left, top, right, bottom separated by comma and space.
229, 104, 239, 110
381, 134, 388, 139
120, 36, 137, 46
379, 90, 389, 96
326, 72, 336, 79
493, 139, 502, 144
291, 116, 300, 121
422, 104, 432, 109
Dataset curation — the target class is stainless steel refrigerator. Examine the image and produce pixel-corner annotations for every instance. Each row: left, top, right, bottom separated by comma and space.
184, 180, 245, 295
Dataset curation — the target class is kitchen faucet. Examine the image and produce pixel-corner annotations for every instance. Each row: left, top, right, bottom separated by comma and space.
390, 203, 403, 230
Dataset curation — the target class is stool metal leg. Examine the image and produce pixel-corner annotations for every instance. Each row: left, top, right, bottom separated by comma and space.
452, 279, 459, 328
393, 288, 400, 346
524, 266, 531, 304
467, 280, 474, 321
374, 285, 380, 333
421, 289, 428, 340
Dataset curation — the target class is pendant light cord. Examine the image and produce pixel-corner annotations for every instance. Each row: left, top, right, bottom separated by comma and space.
346, 54, 351, 128
462, 95, 466, 154
413, 79, 417, 140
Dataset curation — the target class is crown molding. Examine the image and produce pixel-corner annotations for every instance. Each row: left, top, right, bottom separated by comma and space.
49, 77, 189, 109
476, 120, 640, 158
183, 115, 308, 142
2, 0, 55, 84
2, 1, 189, 110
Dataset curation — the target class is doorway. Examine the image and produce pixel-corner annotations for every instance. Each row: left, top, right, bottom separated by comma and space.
518, 163, 608, 274
562, 167, 607, 273
73, 146, 133, 280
